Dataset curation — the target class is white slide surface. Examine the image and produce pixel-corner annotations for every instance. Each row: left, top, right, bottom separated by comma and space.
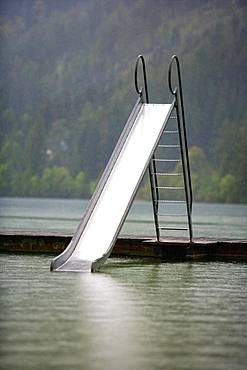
51, 102, 173, 272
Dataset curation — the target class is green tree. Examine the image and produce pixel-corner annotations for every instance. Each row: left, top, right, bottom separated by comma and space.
74, 171, 90, 198
40, 166, 73, 198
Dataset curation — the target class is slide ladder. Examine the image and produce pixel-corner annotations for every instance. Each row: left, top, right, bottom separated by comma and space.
50, 55, 193, 272
149, 56, 193, 241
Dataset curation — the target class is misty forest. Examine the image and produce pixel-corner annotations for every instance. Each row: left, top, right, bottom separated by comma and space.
0, 0, 246, 203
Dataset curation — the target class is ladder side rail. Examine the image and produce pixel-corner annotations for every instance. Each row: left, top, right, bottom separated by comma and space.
175, 97, 193, 241
168, 55, 193, 241
149, 163, 160, 240
177, 80, 193, 214
168, 55, 193, 211
177, 97, 192, 212
135, 55, 160, 241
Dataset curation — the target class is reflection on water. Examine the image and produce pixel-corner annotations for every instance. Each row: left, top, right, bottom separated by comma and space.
0, 197, 247, 239
0, 254, 247, 370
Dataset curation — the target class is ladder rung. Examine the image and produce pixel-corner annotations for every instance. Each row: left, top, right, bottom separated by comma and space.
165, 130, 178, 134
157, 213, 187, 217
158, 144, 180, 148
158, 200, 186, 204
159, 227, 188, 231
152, 173, 182, 176
156, 186, 184, 190
153, 159, 181, 162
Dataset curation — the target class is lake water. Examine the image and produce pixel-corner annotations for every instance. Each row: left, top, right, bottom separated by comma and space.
0, 198, 247, 370
0, 197, 247, 239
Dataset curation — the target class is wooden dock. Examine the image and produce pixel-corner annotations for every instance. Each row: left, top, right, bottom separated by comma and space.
0, 230, 247, 261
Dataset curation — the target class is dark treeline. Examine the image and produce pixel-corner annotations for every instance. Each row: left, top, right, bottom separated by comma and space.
0, 0, 246, 202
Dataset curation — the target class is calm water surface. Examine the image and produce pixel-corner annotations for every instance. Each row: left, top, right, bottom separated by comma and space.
0, 198, 247, 369
0, 197, 247, 238
1, 255, 247, 370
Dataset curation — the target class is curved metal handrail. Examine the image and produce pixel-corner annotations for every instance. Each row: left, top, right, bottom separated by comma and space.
168, 55, 180, 96
134, 55, 149, 103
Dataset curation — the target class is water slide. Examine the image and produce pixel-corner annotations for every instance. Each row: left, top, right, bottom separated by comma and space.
51, 99, 174, 272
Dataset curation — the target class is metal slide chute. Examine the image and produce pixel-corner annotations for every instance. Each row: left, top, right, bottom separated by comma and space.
50, 55, 192, 272
51, 101, 174, 272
